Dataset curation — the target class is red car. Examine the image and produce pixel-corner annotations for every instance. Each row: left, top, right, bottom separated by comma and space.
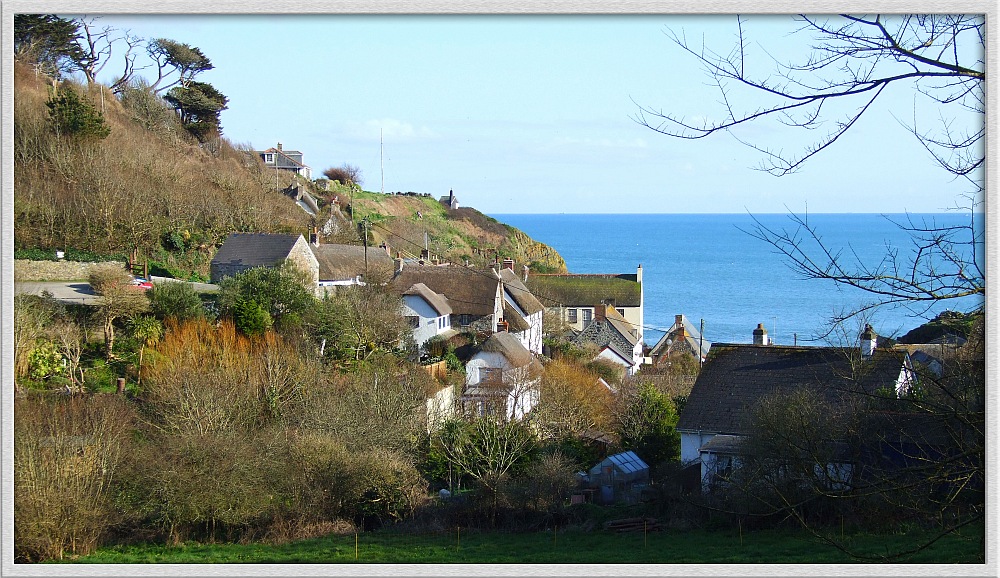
130, 277, 153, 290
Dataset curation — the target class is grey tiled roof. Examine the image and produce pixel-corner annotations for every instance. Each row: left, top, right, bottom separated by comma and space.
211, 233, 302, 268
677, 344, 909, 435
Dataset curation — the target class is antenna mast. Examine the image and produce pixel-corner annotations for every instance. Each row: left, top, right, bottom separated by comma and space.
380, 128, 384, 195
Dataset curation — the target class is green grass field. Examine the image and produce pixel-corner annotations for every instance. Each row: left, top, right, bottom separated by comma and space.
62, 525, 984, 565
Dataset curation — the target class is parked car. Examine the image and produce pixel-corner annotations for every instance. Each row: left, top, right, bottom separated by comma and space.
131, 277, 153, 290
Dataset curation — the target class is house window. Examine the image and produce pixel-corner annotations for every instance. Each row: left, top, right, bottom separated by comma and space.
406, 316, 419, 329
617, 308, 626, 317
582, 309, 593, 325
458, 314, 473, 327
263, 153, 274, 163
438, 316, 449, 329
568, 308, 578, 323
480, 367, 502, 384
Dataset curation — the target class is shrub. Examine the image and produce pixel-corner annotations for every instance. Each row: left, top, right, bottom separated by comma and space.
27, 339, 63, 380
323, 164, 363, 187
46, 84, 110, 140
147, 281, 205, 322
14, 394, 137, 562
231, 298, 272, 336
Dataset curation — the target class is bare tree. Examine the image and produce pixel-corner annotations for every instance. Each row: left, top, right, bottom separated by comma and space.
634, 15, 984, 187
74, 17, 146, 92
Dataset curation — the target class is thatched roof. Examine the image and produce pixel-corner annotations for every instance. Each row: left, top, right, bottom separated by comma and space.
526, 273, 641, 308
392, 265, 500, 317
403, 283, 452, 316
480, 331, 539, 371
311, 243, 394, 281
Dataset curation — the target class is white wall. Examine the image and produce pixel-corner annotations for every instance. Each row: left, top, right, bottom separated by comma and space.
402, 295, 449, 350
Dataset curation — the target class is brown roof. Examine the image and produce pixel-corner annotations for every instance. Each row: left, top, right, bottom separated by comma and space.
502, 301, 531, 333
480, 331, 539, 371
499, 268, 544, 315
392, 265, 500, 317
677, 344, 910, 435
403, 283, 452, 316
311, 243, 394, 281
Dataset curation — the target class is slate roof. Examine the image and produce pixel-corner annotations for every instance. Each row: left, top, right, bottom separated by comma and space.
574, 310, 639, 363
311, 243, 394, 281
650, 314, 712, 360
259, 146, 307, 170
677, 344, 910, 435
211, 233, 303, 268
403, 283, 452, 317
526, 273, 641, 308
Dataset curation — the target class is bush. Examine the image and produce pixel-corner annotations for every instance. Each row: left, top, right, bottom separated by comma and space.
148, 281, 206, 322
46, 84, 110, 140
14, 394, 137, 562
14, 248, 56, 260
27, 339, 63, 380
231, 298, 272, 336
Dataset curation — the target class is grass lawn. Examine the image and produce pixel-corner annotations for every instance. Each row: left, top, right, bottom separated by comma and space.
62, 525, 984, 565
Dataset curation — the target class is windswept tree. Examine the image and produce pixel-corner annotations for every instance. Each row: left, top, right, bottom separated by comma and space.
163, 81, 229, 141
13, 14, 83, 78
146, 38, 213, 94
75, 17, 146, 92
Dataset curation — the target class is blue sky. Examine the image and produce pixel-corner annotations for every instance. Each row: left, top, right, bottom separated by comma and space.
67, 13, 984, 215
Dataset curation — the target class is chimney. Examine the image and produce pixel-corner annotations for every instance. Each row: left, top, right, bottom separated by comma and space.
394, 258, 403, 274
277, 142, 282, 151
594, 304, 608, 321
497, 320, 509, 333
675, 314, 684, 328
753, 323, 770, 346
502, 258, 514, 271
309, 226, 319, 246
860, 324, 877, 359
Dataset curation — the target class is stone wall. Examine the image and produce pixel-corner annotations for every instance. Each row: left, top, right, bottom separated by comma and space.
13, 260, 126, 281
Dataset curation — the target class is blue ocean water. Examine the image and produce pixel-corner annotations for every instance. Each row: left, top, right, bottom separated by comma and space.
494, 213, 984, 347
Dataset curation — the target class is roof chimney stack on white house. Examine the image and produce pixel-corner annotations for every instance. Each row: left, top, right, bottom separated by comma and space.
502, 258, 515, 271
753, 323, 770, 346
860, 324, 877, 359
277, 142, 282, 151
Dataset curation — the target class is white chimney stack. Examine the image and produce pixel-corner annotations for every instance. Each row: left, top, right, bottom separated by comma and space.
860, 324, 877, 359
753, 323, 770, 346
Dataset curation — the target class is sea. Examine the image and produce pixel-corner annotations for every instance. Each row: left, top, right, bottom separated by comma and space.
493, 213, 985, 348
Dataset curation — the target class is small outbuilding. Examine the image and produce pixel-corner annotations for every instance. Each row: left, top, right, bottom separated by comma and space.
587, 450, 650, 504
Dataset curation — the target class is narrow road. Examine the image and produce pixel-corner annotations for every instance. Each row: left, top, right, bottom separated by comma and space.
13, 277, 218, 304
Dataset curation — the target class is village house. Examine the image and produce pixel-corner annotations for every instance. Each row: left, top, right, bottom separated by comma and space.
462, 331, 543, 421
390, 260, 544, 354
210, 233, 319, 287
525, 266, 644, 348
256, 142, 312, 180
649, 314, 712, 367
677, 324, 917, 492
572, 304, 643, 376
438, 189, 459, 210
400, 282, 455, 353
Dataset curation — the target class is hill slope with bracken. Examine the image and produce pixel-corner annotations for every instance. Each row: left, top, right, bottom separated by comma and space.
12, 62, 567, 278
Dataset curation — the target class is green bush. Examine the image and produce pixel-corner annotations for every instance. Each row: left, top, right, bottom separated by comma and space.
231, 298, 272, 336
148, 281, 206, 322
46, 85, 111, 140
28, 340, 63, 380
14, 248, 56, 260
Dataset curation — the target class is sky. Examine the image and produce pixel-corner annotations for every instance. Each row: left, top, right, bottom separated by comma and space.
60, 12, 986, 215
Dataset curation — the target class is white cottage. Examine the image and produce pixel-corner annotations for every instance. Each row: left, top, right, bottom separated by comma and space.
463, 332, 542, 421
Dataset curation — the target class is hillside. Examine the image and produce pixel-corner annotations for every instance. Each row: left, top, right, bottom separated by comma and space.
12, 62, 566, 278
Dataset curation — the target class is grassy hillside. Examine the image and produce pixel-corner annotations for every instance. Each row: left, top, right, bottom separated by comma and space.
13, 62, 566, 278
346, 189, 567, 272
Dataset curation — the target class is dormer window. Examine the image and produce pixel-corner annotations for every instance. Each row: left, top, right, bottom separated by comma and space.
263, 153, 274, 163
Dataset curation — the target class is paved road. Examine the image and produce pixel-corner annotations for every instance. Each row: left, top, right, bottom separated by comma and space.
14, 277, 218, 304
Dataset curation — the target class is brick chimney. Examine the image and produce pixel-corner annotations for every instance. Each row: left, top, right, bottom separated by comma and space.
309, 226, 319, 246
502, 258, 514, 271
753, 323, 770, 346
277, 142, 282, 151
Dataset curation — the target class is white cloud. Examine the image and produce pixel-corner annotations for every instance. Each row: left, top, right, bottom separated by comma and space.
345, 118, 438, 141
